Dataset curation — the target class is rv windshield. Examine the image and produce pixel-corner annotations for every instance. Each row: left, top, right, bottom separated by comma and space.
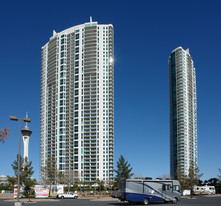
173, 185, 180, 191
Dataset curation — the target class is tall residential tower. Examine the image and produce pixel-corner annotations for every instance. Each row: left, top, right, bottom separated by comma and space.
40, 19, 114, 183
169, 47, 197, 179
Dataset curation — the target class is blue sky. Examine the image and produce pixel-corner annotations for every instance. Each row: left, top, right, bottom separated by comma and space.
0, 0, 220, 181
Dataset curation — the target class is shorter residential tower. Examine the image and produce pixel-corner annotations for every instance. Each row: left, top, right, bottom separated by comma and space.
169, 47, 197, 179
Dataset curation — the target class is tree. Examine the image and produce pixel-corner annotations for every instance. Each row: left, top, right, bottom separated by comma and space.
7, 176, 17, 190
217, 169, 221, 194
23, 177, 37, 198
177, 164, 203, 198
188, 166, 203, 198
57, 172, 65, 184
40, 158, 59, 197
11, 155, 34, 185
177, 169, 189, 190
96, 179, 105, 192
106, 178, 113, 191
22, 157, 34, 182
198, 179, 203, 186
0, 128, 11, 143
62, 170, 79, 192
218, 168, 221, 181
133, 173, 144, 179
114, 155, 134, 189
207, 178, 218, 187
157, 174, 170, 180
203, 179, 208, 185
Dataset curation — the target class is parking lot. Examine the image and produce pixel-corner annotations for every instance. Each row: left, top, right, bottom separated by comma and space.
1, 196, 221, 206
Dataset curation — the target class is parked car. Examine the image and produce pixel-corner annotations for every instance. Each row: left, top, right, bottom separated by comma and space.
57, 192, 78, 199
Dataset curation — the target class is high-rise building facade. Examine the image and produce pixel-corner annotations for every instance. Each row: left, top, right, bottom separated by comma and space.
40, 19, 114, 183
169, 46, 197, 179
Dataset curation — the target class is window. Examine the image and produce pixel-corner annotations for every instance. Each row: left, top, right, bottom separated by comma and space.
59, 121, 63, 127
75, 40, 79, 46
173, 185, 180, 191
74, 133, 78, 139
75, 68, 79, 74
166, 185, 171, 190
75, 54, 79, 60
75, 89, 79, 95
74, 119, 78, 125
74, 141, 78, 147
74, 112, 78, 117
75, 33, 79, 39
75, 97, 78, 103
75, 47, 79, 53
61, 107, 65, 113
75, 61, 79, 67
74, 104, 78, 110
75, 82, 79, 88
75, 75, 79, 81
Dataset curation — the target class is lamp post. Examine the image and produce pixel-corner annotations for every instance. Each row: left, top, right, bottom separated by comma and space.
10, 116, 31, 204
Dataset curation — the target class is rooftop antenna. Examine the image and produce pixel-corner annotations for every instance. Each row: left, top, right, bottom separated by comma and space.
90, 16, 92, 24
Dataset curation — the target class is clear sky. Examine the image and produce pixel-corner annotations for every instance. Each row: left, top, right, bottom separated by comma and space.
0, 0, 220, 181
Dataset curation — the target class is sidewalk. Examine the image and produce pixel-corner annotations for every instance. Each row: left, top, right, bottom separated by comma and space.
0, 193, 119, 202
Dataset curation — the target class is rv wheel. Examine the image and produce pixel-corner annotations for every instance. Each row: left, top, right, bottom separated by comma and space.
172, 197, 177, 204
143, 198, 149, 205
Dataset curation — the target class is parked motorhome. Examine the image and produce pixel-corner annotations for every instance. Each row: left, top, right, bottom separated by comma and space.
193, 185, 216, 195
118, 179, 181, 205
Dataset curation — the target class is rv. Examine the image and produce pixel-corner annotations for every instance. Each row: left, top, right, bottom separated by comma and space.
118, 179, 181, 205
193, 185, 216, 195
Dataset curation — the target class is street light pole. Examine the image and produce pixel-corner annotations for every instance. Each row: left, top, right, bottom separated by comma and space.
17, 119, 21, 202
10, 116, 31, 204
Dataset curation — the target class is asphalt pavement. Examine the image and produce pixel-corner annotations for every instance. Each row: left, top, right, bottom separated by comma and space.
1, 196, 221, 206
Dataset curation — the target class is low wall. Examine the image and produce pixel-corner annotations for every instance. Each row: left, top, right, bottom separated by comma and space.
0, 193, 14, 198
